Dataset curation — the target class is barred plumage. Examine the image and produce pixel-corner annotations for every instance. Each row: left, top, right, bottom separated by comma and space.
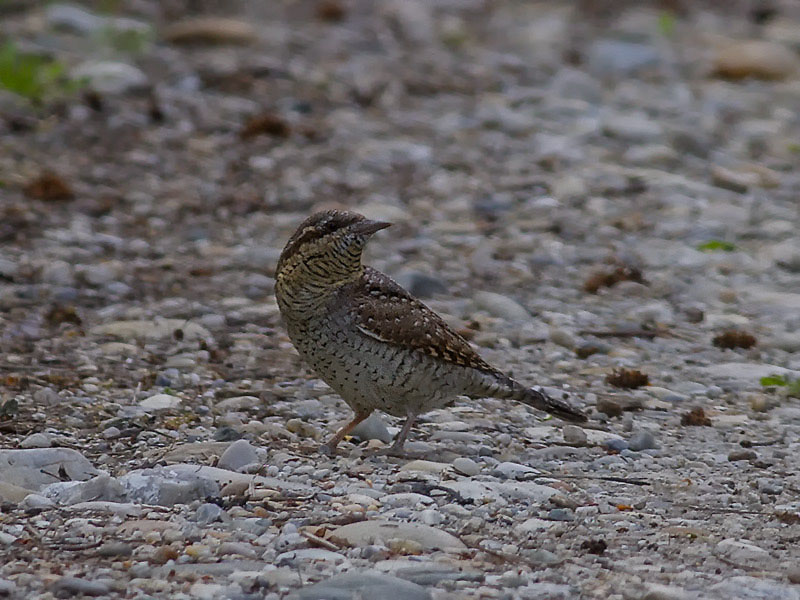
275, 210, 586, 455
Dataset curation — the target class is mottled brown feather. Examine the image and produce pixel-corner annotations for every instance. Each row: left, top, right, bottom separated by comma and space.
346, 267, 498, 373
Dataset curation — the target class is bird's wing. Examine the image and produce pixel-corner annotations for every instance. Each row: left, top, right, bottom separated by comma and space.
347, 267, 496, 372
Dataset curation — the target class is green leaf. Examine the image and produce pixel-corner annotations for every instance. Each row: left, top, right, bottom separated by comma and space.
658, 12, 677, 37
760, 375, 788, 387
697, 240, 737, 252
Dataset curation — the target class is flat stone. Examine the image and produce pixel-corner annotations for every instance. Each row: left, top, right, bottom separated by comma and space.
51, 577, 109, 597
217, 439, 259, 472
161, 442, 231, 463
350, 412, 393, 444
91, 319, 211, 342
0, 481, 35, 503
43, 474, 126, 505
276, 548, 345, 565
0, 448, 99, 491
708, 576, 799, 600
518, 582, 575, 599
399, 460, 450, 473
562, 425, 587, 446
699, 363, 800, 384
493, 461, 539, 480
46, 3, 150, 35
515, 518, 557, 534
295, 571, 431, 600
640, 583, 689, 600
166, 463, 313, 493
628, 431, 658, 451
328, 520, 465, 551
587, 39, 662, 77
0, 579, 16, 596
214, 396, 260, 412
120, 467, 220, 506
714, 538, 770, 568
452, 457, 480, 476
139, 393, 181, 411
72, 61, 148, 94
97, 542, 133, 557
117, 520, 179, 536
473, 291, 530, 321
19, 432, 52, 448
189, 582, 226, 600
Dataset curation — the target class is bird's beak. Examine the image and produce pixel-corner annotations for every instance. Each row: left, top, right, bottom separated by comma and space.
353, 219, 392, 235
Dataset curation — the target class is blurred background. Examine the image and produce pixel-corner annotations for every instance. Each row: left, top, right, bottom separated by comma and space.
1, 0, 799, 396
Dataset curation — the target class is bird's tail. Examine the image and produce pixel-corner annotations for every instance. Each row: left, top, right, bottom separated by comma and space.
484, 371, 587, 422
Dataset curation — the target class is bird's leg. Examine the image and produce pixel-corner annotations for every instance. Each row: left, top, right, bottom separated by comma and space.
374, 413, 417, 457
320, 411, 371, 455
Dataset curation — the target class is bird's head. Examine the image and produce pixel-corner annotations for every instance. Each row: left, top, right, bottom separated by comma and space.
276, 210, 391, 289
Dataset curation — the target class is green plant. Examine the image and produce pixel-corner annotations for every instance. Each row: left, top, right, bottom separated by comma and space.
0, 42, 83, 103
657, 11, 677, 37
760, 374, 800, 398
697, 240, 737, 252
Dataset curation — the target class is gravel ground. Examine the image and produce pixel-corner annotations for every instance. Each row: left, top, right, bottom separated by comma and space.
1, 1, 800, 599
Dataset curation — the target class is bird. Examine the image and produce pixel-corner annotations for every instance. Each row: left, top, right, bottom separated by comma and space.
275, 209, 587, 455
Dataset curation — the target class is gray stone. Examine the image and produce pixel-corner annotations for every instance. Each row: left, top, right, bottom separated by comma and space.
19, 493, 53, 509
276, 548, 345, 565
91, 319, 211, 342
0, 480, 32, 505
295, 571, 431, 600
19, 432, 52, 449
0, 448, 99, 490
628, 431, 658, 451
217, 439, 259, 472
714, 539, 770, 568
139, 393, 181, 411
46, 3, 150, 36
350, 412, 393, 444
120, 467, 220, 506
328, 520, 465, 551
78, 263, 118, 286
641, 584, 689, 600
587, 39, 662, 77
518, 582, 576, 600
72, 61, 148, 95
97, 542, 133, 557
452, 457, 480, 477
562, 425, 587, 446
0, 579, 15, 597
473, 291, 530, 321
700, 363, 800, 384
41, 260, 75, 286
165, 463, 313, 493
195, 502, 223, 524
603, 113, 663, 143
549, 327, 576, 349
492, 461, 539, 480
547, 508, 574, 521
42, 474, 125, 505
708, 576, 799, 600
32, 387, 61, 406
549, 67, 602, 103
51, 577, 109, 597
